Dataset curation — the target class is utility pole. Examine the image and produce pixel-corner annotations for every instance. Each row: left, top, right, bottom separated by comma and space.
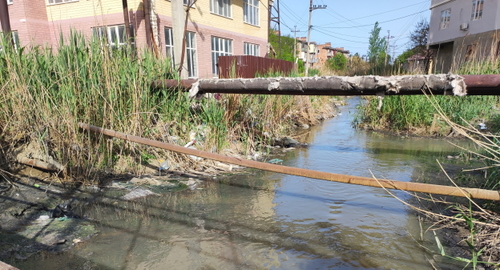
384, 30, 394, 66
291, 25, 300, 63
305, 0, 326, 76
269, 0, 281, 58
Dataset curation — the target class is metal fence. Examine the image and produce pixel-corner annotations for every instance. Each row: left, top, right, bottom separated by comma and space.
217, 55, 294, 78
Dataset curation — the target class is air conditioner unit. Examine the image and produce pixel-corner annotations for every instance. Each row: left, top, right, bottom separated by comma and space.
460, 23, 469, 31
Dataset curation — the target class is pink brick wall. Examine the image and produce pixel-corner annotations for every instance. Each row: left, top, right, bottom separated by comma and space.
4, 3, 268, 79
6, 0, 51, 47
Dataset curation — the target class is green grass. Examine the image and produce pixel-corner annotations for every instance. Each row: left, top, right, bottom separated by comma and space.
0, 31, 333, 184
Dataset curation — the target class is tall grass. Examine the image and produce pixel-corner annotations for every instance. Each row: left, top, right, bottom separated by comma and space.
0, 32, 333, 184
356, 56, 500, 135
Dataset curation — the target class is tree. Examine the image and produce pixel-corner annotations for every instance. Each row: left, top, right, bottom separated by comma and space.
268, 31, 295, 62
397, 19, 432, 73
326, 53, 347, 71
367, 22, 387, 65
409, 19, 429, 52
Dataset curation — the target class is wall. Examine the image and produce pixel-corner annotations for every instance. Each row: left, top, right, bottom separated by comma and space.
429, 0, 499, 45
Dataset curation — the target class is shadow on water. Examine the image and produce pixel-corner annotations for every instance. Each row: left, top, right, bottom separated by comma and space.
8, 97, 471, 269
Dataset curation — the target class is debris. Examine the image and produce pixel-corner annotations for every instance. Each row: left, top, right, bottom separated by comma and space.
122, 188, 158, 200
129, 176, 162, 186
268, 158, 283, 164
50, 199, 77, 218
478, 123, 487, 130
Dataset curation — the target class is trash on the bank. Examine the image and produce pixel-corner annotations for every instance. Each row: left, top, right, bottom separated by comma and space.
37, 215, 50, 221
122, 187, 158, 200
158, 159, 170, 175
58, 217, 68, 221
478, 122, 487, 130
50, 199, 77, 218
268, 158, 283, 164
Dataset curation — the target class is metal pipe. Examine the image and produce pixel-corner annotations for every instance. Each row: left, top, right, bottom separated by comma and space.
79, 123, 500, 201
153, 74, 500, 96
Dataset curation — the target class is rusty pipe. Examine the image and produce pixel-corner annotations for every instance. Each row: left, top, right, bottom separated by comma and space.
79, 123, 500, 201
152, 74, 500, 96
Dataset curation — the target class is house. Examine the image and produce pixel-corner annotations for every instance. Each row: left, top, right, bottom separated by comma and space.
428, 0, 498, 73
296, 37, 319, 68
316, 42, 349, 68
2, 0, 269, 78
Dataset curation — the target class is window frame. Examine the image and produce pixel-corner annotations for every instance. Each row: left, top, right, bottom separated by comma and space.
211, 36, 233, 76
185, 31, 198, 78
47, 0, 78, 5
165, 27, 174, 64
0, 31, 20, 51
471, 0, 484, 21
92, 24, 134, 48
440, 9, 451, 29
243, 42, 259, 56
7, 0, 13, 5
244, 0, 259, 26
210, 0, 232, 18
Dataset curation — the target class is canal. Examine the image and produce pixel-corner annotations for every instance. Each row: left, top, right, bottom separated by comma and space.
18, 97, 470, 269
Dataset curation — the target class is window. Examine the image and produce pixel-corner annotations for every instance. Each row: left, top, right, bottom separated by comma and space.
0, 31, 20, 51
164, 28, 198, 78
471, 0, 484, 20
7, 0, 13, 5
211, 36, 232, 76
244, 42, 259, 56
165, 27, 174, 63
185, 32, 198, 78
48, 0, 78, 4
440, 9, 451, 29
244, 0, 259, 26
184, 0, 194, 5
210, 0, 231, 18
92, 25, 134, 48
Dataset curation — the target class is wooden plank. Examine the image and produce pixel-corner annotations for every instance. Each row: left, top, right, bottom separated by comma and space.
0, 261, 20, 270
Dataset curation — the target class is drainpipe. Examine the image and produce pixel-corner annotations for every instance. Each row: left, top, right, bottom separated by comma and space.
122, 0, 131, 43
0, 0, 14, 47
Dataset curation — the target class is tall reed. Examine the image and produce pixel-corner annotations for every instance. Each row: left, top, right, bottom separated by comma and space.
0, 32, 334, 184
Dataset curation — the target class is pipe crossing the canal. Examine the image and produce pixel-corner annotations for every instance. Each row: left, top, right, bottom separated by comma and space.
79, 123, 500, 201
152, 74, 500, 97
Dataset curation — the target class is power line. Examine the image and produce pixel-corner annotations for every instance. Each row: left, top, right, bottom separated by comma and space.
319, 10, 428, 29
321, 0, 429, 26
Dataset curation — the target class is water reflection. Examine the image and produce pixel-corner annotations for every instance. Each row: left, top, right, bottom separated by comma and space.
17, 97, 468, 269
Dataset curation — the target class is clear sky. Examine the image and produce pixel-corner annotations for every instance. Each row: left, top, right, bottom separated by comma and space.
274, 0, 431, 58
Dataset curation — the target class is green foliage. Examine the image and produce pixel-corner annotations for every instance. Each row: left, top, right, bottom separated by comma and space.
395, 48, 416, 64
269, 31, 295, 62
0, 31, 333, 181
356, 95, 499, 134
367, 22, 387, 66
326, 53, 347, 71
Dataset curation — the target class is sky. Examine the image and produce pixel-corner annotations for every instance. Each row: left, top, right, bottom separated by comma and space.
273, 0, 431, 58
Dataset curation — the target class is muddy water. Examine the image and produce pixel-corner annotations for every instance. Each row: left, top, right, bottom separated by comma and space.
17, 98, 469, 269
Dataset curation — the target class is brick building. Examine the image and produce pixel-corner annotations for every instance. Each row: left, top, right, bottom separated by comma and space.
3, 0, 269, 78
